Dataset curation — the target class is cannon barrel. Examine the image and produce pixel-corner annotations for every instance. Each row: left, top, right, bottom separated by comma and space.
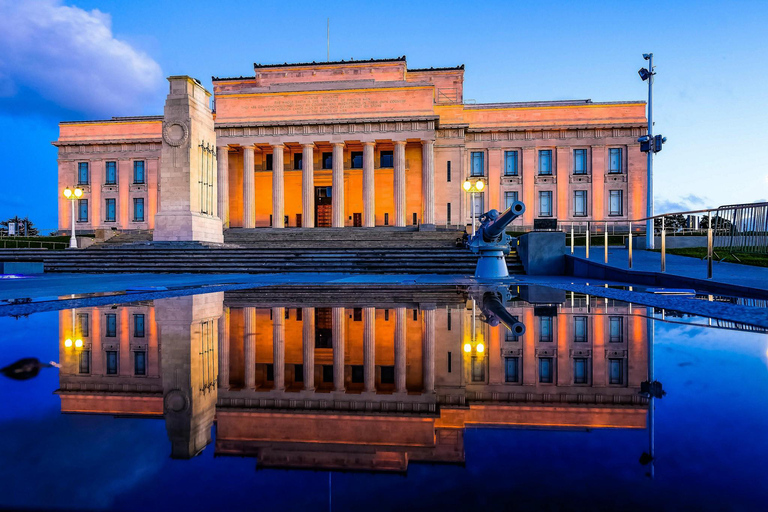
483, 201, 525, 241
483, 292, 526, 336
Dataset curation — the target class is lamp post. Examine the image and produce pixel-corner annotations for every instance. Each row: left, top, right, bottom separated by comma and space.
63, 187, 83, 249
638, 54, 665, 250
463, 178, 485, 237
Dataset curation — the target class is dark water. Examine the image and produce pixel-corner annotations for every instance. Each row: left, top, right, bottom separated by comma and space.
1, 286, 767, 511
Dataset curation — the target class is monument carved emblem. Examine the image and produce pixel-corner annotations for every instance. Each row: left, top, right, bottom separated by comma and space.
163, 121, 189, 147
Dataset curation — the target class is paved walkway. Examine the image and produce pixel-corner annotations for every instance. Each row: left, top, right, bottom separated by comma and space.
570, 246, 768, 291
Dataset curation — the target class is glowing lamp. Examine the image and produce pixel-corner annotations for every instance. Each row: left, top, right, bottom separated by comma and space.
475, 180, 484, 191
476, 342, 485, 353
463, 180, 472, 192
64, 339, 73, 348
63, 188, 72, 199
463, 343, 472, 353
74, 188, 83, 198
75, 339, 83, 348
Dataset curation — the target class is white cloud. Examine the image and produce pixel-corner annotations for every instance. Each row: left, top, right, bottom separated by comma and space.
0, 0, 163, 116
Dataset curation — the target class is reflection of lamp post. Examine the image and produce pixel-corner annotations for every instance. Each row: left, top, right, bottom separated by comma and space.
63, 187, 83, 249
463, 179, 485, 237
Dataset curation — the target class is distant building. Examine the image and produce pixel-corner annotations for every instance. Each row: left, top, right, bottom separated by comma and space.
55, 56, 647, 234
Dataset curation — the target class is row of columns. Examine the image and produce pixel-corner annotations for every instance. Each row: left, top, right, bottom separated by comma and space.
224, 140, 434, 229
236, 306, 435, 393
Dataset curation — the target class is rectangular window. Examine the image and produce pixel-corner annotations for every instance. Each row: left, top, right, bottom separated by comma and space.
79, 351, 90, 374
539, 357, 553, 383
539, 316, 553, 342
384, 309, 389, 321
133, 197, 145, 222
505, 357, 520, 383
266, 153, 273, 171
134, 314, 145, 337
446, 161, 451, 182
380, 150, 393, 168
105, 198, 116, 222
105, 161, 117, 185
609, 148, 622, 173
574, 149, 587, 174
106, 351, 118, 375
293, 153, 303, 170
322, 152, 333, 169
504, 150, 518, 176
384, 213, 389, 226
322, 364, 334, 383
77, 162, 89, 185
470, 151, 484, 177
538, 150, 552, 175
296, 308, 303, 322
505, 315, 520, 341
471, 356, 485, 382
350, 151, 363, 169
574, 358, 588, 384
574, 190, 587, 217
609, 316, 623, 343
447, 309, 452, 330
574, 316, 588, 342
353, 308, 362, 321
447, 203, 451, 223
413, 212, 418, 226
539, 191, 553, 217
351, 365, 364, 383
105, 313, 117, 337
133, 161, 145, 184
609, 359, 624, 384
266, 364, 274, 382
448, 351, 452, 373
295, 364, 304, 382
381, 366, 395, 384
504, 191, 519, 210
609, 190, 623, 216
134, 351, 146, 376
77, 313, 89, 338
77, 199, 88, 222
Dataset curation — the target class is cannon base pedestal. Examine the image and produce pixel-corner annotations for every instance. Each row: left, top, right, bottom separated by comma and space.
475, 246, 509, 280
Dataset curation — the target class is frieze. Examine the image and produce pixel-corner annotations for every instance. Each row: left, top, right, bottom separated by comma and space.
216, 118, 436, 140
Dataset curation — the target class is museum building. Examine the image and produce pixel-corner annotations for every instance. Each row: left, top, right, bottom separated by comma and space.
55, 56, 648, 234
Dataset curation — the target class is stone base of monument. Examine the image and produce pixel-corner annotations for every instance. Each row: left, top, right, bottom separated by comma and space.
154, 211, 223, 244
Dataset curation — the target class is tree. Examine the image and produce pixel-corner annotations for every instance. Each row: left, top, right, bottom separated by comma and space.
700, 215, 734, 233
653, 214, 687, 232
0, 217, 39, 236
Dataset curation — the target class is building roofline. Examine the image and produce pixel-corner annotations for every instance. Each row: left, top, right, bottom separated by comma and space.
464, 99, 645, 109
253, 56, 407, 69
212, 75, 255, 82
409, 65, 464, 72
60, 115, 163, 125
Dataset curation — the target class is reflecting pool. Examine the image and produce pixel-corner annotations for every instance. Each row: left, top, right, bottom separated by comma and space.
1, 285, 767, 510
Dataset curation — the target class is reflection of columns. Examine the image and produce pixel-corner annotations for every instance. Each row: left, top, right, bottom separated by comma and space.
395, 307, 407, 393
394, 141, 406, 227
332, 306, 345, 391
332, 143, 345, 227
217, 146, 230, 228
273, 307, 285, 391
421, 140, 435, 226
302, 144, 315, 228
363, 307, 376, 392
423, 308, 435, 393
217, 307, 230, 390
242, 146, 255, 228
302, 307, 315, 390
244, 307, 256, 389
272, 144, 284, 228
363, 142, 375, 227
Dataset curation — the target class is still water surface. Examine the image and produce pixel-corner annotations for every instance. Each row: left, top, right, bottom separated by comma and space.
1, 285, 767, 511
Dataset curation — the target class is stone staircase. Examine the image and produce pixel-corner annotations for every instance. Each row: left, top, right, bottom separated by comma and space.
1, 228, 525, 274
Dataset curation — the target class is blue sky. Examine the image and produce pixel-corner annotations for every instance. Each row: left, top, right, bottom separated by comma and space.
1, 0, 766, 231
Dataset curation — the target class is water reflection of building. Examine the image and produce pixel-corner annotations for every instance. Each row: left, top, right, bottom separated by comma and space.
56, 287, 648, 472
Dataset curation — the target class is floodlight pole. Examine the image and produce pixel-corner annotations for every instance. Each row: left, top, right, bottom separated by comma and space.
645, 53, 655, 250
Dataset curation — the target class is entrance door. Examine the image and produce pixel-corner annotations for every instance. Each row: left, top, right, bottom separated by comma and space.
315, 186, 333, 227
353, 213, 362, 227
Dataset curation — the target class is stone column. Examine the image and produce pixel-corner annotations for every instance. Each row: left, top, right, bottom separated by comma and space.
272, 144, 285, 228
394, 141, 407, 227
363, 142, 375, 227
244, 307, 256, 389
302, 144, 315, 228
363, 307, 376, 392
332, 306, 345, 391
421, 140, 435, 226
422, 307, 435, 393
217, 146, 230, 228
242, 146, 256, 228
217, 307, 230, 390
395, 307, 407, 393
273, 307, 285, 391
332, 143, 345, 227
302, 307, 315, 390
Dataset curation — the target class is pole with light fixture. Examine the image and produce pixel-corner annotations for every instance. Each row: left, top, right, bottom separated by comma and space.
62, 187, 83, 249
463, 178, 485, 237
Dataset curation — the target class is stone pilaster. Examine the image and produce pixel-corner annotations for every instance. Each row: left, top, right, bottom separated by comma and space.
363, 307, 376, 393
363, 142, 375, 227
302, 144, 315, 228
302, 307, 315, 390
272, 144, 284, 228
217, 307, 230, 390
332, 143, 345, 227
217, 146, 230, 228
421, 140, 435, 226
272, 307, 285, 391
395, 307, 407, 394
332, 306, 345, 391
242, 145, 255, 229
394, 141, 407, 227
423, 307, 435, 393
244, 306, 256, 389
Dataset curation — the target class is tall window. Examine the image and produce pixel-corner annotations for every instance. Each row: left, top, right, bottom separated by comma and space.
447, 203, 451, 223
609, 359, 624, 385
609, 190, 623, 216
380, 151, 393, 168
106, 351, 118, 375
609, 148, 622, 173
133, 198, 145, 222
322, 152, 333, 169
505, 191, 519, 210
574, 316, 588, 342
105, 313, 117, 337
134, 314, 145, 337
574, 358, 588, 384
539, 357, 553, 383
105, 198, 116, 222
77, 313, 90, 338
105, 161, 117, 185
505, 357, 520, 383
574, 149, 587, 174
79, 351, 90, 374
350, 151, 363, 169
265, 153, 273, 171
293, 153, 303, 170
77, 162, 89, 185
134, 351, 146, 376
446, 161, 451, 182
471, 356, 485, 382
133, 161, 145, 184
538, 150, 552, 175
77, 199, 88, 222
504, 150, 518, 176
539, 191, 552, 217
609, 316, 624, 342
539, 316, 553, 342
574, 190, 587, 217
505, 315, 520, 341
470, 151, 484, 176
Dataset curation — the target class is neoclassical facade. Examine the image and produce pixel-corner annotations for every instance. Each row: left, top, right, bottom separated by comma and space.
56, 56, 647, 233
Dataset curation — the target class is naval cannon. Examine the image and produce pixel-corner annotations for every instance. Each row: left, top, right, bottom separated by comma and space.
466, 201, 525, 279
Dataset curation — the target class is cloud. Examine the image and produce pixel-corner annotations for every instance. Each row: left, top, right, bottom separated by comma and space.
655, 194, 712, 214
0, 0, 163, 118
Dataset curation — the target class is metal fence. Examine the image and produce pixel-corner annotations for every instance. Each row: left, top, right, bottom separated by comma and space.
711, 202, 768, 254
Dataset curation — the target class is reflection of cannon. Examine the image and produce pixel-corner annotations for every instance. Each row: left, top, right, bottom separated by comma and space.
466, 201, 525, 279
481, 292, 525, 336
